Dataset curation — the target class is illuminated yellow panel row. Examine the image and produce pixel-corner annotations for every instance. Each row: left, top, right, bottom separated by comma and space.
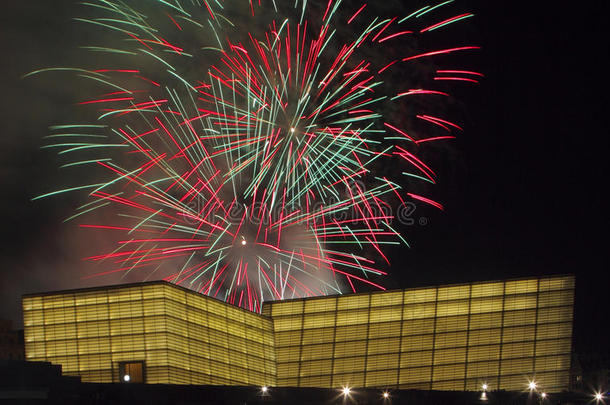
273, 315, 572, 351
273, 354, 568, 387
268, 276, 575, 316
30, 311, 272, 346
271, 304, 572, 335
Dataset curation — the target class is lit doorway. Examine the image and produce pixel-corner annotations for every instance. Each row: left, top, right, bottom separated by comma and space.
118, 361, 145, 383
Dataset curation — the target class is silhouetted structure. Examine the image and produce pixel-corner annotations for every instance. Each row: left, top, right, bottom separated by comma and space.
0, 319, 24, 361
0, 360, 598, 405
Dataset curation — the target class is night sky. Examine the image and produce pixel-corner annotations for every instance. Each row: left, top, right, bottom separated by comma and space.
1, 1, 608, 370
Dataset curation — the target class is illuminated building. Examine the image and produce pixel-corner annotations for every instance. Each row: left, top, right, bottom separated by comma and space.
23, 274, 574, 392
23, 282, 275, 385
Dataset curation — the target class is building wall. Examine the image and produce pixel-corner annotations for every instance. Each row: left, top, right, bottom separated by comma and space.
23, 283, 276, 385
0, 319, 25, 360
23, 275, 574, 392
264, 275, 574, 392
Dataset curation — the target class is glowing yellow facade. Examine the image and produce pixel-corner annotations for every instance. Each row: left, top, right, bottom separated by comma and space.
23, 283, 276, 385
23, 275, 574, 392
264, 275, 574, 392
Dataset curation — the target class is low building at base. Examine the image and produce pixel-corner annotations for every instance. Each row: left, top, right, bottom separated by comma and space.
22, 274, 574, 392
0, 319, 25, 361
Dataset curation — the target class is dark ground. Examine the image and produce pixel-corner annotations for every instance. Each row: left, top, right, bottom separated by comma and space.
0, 360, 597, 405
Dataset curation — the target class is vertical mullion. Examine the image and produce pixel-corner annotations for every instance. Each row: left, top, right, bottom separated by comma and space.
329, 297, 338, 388
566, 280, 575, 389
497, 281, 507, 389
463, 283, 473, 391
428, 287, 439, 390
73, 293, 82, 381
204, 297, 211, 384
396, 293, 407, 389
141, 287, 149, 384
362, 295, 372, 387
104, 291, 112, 382
41, 297, 47, 367
295, 301, 305, 387
183, 289, 191, 385
532, 278, 541, 381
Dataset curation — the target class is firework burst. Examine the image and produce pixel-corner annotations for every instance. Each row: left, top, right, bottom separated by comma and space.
30, 0, 480, 311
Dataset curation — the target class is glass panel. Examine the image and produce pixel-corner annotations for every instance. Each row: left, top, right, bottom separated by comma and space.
304, 297, 336, 313
433, 347, 466, 365
368, 321, 401, 339
301, 327, 335, 345
404, 288, 436, 304
470, 282, 504, 298
401, 335, 434, 352
470, 297, 503, 314
270, 300, 304, 317
302, 312, 336, 329
403, 318, 435, 335
504, 294, 537, 311
468, 345, 500, 362
470, 313, 502, 330
369, 305, 403, 323
466, 361, 499, 378
433, 363, 465, 381
367, 337, 400, 355
505, 279, 538, 295
436, 300, 470, 317
370, 291, 403, 307
337, 294, 370, 310
437, 285, 470, 301
537, 306, 573, 324
435, 315, 469, 333
503, 309, 536, 327
399, 366, 431, 383
400, 350, 433, 368
336, 309, 369, 326
538, 276, 574, 292
403, 302, 436, 320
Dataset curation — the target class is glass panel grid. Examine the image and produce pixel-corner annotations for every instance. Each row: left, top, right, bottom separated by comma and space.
23, 283, 276, 386
267, 275, 573, 392
23, 275, 573, 392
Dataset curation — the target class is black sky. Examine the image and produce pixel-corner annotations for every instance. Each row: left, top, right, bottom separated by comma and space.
1, 1, 608, 369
